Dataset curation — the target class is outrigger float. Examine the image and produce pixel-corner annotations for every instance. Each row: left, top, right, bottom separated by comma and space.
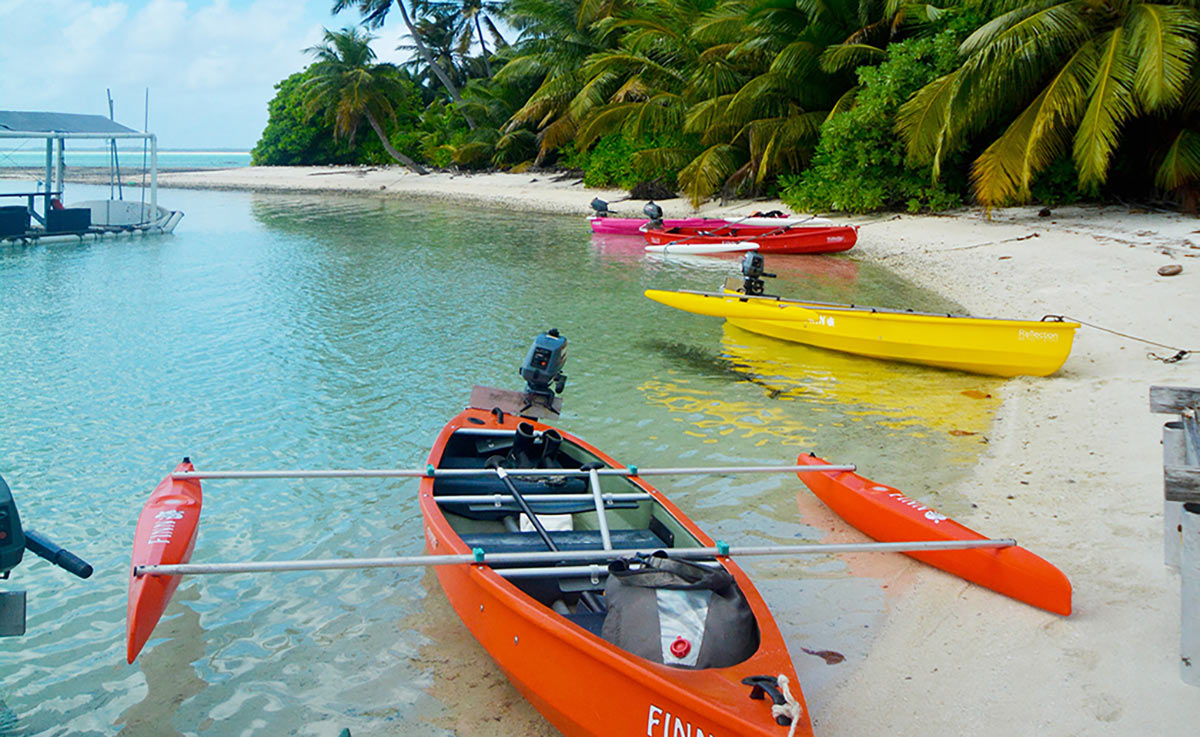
0, 110, 183, 245
125, 330, 1069, 735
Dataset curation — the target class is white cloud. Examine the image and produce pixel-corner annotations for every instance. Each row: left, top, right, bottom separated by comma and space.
0, 0, 344, 148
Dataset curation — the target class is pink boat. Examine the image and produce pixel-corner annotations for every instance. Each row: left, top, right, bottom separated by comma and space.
589, 214, 836, 235
589, 216, 714, 235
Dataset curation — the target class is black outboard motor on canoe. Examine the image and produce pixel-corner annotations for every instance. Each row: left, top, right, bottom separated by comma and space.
740, 251, 775, 296
469, 329, 568, 419
643, 201, 664, 230
590, 197, 613, 217
0, 474, 93, 637
601, 552, 759, 669
520, 328, 568, 405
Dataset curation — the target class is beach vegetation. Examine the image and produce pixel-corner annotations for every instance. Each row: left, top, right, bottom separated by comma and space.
780, 22, 975, 213
252, 71, 360, 166
897, 0, 1200, 207
249, 0, 1200, 209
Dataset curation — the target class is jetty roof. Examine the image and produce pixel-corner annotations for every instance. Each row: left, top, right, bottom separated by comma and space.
0, 111, 144, 138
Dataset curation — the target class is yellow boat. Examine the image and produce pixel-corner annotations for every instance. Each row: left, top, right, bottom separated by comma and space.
644, 284, 1079, 377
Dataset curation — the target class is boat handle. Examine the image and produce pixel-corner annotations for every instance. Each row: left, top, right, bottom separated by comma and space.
741, 676, 792, 726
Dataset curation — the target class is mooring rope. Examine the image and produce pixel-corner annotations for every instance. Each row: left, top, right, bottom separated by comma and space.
773, 674, 803, 737
1043, 315, 1195, 364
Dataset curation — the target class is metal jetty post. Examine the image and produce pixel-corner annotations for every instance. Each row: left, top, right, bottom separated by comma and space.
1150, 385, 1200, 685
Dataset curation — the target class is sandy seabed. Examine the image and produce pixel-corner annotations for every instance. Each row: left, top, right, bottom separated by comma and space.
131, 166, 1200, 734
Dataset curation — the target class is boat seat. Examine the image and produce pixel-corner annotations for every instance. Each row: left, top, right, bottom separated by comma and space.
434, 475, 588, 496
458, 529, 666, 559
563, 611, 607, 637
435, 475, 635, 521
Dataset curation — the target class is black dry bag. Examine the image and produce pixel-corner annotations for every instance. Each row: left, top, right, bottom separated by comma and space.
600, 552, 759, 669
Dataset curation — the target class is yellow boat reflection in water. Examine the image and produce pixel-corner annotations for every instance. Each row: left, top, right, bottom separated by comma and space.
640, 323, 1001, 452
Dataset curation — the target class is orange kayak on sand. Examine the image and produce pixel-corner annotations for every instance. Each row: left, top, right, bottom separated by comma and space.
126, 459, 203, 663
795, 453, 1071, 616
421, 408, 811, 737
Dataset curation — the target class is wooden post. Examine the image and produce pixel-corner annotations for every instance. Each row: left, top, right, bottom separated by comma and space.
1183, 503, 1200, 686
1151, 386, 1200, 686
1166, 421, 1187, 569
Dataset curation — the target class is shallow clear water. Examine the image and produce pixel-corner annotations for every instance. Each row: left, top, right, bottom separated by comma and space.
0, 185, 1001, 735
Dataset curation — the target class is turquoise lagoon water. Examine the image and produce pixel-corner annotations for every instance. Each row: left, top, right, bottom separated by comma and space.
0, 149, 249, 170
0, 185, 1001, 735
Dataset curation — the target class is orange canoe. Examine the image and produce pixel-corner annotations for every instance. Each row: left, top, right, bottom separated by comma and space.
796, 453, 1071, 615
421, 408, 811, 737
126, 459, 203, 663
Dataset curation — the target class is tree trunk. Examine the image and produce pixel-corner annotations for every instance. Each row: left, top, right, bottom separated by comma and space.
365, 109, 429, 174
395, 0, 476, 130
475, 14, 491, 77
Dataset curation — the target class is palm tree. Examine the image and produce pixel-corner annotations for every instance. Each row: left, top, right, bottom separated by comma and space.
412, 0, 508, 76
304, 27, 429, 173
497, 0, 624, 161
398, 8, 474, 93
897, 0, 1200, 206
332, 0, 477, 129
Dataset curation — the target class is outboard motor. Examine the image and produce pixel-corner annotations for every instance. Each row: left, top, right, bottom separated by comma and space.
642, 201, 664, 230
590, 198, 613, 217
1, 474, 92, 637
520, 328, 568, 407
740, 251, 775, 296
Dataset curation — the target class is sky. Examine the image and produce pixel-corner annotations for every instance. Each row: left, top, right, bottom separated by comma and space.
0, 0, 418, 150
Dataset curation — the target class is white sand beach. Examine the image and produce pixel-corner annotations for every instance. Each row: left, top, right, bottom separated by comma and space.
154, 166, 1200, 735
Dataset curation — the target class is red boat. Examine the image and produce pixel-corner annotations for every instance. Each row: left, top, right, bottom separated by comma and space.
796, 453, 1071, 615
643, 223, 857, 254
126, 459, 203, 663
420, 408, 812, 737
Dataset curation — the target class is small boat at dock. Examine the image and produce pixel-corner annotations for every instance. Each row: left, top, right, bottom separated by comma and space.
0, 110, 183, 245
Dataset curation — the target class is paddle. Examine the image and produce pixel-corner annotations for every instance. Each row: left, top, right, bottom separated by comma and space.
484, 456, 607, 613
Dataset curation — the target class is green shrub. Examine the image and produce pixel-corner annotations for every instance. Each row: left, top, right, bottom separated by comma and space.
573, 132, 698, 190
781, 26, 975, 213
251, 71, 357, 166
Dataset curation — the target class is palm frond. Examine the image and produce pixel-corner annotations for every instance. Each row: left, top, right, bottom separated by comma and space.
828, 85, 859, 118
630, 146, 697, 176
896, 71, 958, 170
1073, 29, 1138, 188
1155, 128, 1200, 189
677, 143, 748, 206
1124, 4, 1200, 111
820, 43, 886, 74
575, 102, 639, 148
970, 43, 1094, 204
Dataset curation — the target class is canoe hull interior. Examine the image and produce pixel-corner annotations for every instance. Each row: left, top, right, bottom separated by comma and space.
643, 289, 1079, 377
796, 453, 1072, 616
420, 408, 811, 737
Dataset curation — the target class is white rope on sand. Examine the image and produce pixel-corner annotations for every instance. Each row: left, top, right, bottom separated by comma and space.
773, 674, 803, 737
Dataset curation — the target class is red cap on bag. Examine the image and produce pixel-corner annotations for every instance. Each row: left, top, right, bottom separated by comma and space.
670, 636, 691, 658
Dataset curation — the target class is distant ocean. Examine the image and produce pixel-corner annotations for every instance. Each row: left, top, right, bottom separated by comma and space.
0, 148, 250, 169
